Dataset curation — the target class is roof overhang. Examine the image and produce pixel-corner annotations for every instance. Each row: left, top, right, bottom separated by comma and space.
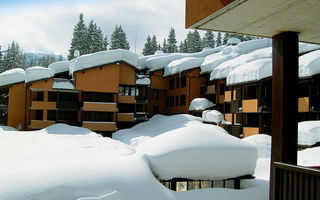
186, 0, 320, 44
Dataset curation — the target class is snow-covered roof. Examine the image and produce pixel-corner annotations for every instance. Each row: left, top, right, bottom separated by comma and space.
25, 66, 54, 83
299, 50, 320, 78
227, 58, 272, 86
202, 110, 224, 124
210, 47, 272, 81
164, 57, 204, 77
243, 134, 271, 159
299, 42, 320, 55
201, 45, 240, 74
48, 60, 72, 74
52, 79, 75, 90
298, 120, 320, 146
236, 38, 272, 54
69, 49, 139, 75
188, 98, 215, 111
0, 68, 26, 87
135, 75, 150, 85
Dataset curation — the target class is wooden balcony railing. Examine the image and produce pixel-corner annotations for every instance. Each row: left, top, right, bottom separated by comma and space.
82, 102, 117, 112
31, 101, 56, 110
82, 121, 116, 132
206, 85, 216, 95
224, 91, 232, 102
298, 97, 309, 112
118, 95, 135, 104
117, 113, 135, 122
243, 127, 259, 137
272, 162, 320, 200
242, 99, 258, 113
30, 120, 55, 129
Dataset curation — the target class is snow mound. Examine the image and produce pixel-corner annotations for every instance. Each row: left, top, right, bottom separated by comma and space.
201, 45, 240, 74
188, 98, 215, 111
146, 54, 185, 71
0, 68, 26, 87
227, 58, 272, 86
227, 37, 241, 45
40, 123, 93, 135
202, 110, 224, 124
236, 38, 272, 54
137, 124, 258, 180
154, 50, 165, 55
48, 60, 72, 74
164, 57, 204, 77
136, 75, 150, 85
137, 53, 167, 70
0, 126, 17, 131
210, 47, 272, 80
299, 42, 320, 54
299, 50, 320, 78
69, 49, 138, 74
25, 66, 54, 83
52, 78, 75, 90
298, 120, 320, 146
242, 134, 271, 158
298, 147, 320, 167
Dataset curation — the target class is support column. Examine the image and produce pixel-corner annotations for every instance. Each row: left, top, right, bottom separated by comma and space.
270, 32, 299, 200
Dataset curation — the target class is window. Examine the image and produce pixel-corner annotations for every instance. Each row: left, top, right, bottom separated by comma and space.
166, 96, 174, 107
83, 92, 114, 102
180, 95, 186, 106
153, 106, 159, 115
36, 92, 44, 101
153, 89, 159, 100
219, 83, 225, 95
181, 76, 186, 88
119, 86, 125, 95
169, 79, 174, 89
119, 86, 135, 96
176, 96, 179, 106
131, 87, 136, 96
176, 78, 180, 88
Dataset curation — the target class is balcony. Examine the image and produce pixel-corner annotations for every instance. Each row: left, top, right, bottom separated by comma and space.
57, 101, 79, 111
243, 127, 259, 138
135, 95, 148, 104
242, 99, 258, 113
117, 113, 135, 122
118, 95, 135, 104
30, 120, 55, 129
298, 97, 309, 112
31, 101, 56, 110
82, 102, 117, 112
82, 121, 117, 132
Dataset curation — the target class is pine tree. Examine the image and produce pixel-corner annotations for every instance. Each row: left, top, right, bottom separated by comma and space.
151, 35, 158, 54
216, 32, 222, 47
166, 27, 178, 53
68, 13, 88, 60
202, 31, 215, 48
110, 25, 130, 50
223, 33, 230, 45
162, 39, 167, 53
142, 35, 153, 56
86, 20, 104, 54
103, 35, 109, 50
192, 30, 202, 52
185, 31, 194, 53
0, 45, 3, 68
157, 43, 161, 50
58, 55, 63, 61
179, 40, 188, 53
1, 41, 25, 72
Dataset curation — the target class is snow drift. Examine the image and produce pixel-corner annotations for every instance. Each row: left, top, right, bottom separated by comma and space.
188, 98, 215, 111
0, 68, 26, 87
25, 66, 55, 83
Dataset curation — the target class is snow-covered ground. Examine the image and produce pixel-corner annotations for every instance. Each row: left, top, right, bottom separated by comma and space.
0, 115, 319, 200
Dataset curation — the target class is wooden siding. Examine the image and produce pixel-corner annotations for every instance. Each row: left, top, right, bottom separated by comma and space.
243, 127, 259, 137
31, 101, 56, 110
242, 99, 258, 113
298, 97, 309, 112
207, 85, 215, 94
117, 113, 135, 122
83, 102, 117, 112
225, 91, 232, 102
118, 95, 135, 104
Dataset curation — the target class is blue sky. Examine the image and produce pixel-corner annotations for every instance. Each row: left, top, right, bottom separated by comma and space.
0, 0, 197, 57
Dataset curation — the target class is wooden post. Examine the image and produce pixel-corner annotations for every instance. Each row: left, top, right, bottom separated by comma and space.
270, 32, 299, 200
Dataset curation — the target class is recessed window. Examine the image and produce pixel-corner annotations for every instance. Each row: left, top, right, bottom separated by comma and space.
166, 96, 174, 107
219, 83, 225, 95
176, 96, 179, 106
153, 89, 159, 100
180, 95, 186, 106
176, 78, 180, 89
181, 76, 186, 88
153, 106, 159, 115
169, 79, 175, 89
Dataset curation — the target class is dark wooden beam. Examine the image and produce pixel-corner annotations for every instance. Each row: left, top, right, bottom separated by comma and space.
270, 32, 299, 200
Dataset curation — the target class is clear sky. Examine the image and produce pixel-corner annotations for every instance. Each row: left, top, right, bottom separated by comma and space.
0, 0, 199, 57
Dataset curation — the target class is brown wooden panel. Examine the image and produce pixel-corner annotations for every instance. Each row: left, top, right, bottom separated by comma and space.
242, 99, 258, 113
298, 97, 309, 112
118, 95, 135, 104
31, 101, 56, 110
243, 127, 259, 137
233, 89, 237, 100
224, 91, 232, 102
30, 120, 55, 129
82, 121, 116, 131
186, 0, 236, 28
207, 85, 215, 94
83, 102, 117, 112
117, 113, 134, 122
225, 113, 232, 123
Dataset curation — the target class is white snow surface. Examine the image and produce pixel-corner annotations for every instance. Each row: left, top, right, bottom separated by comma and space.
299, 50, 320, 78
236, 38, 272, 54
188, 98, 215, 111
227, 37, 241, 45
210, 47, 272, 80
48, 60, 73, 74
25, 66, 55, 83
227, 58, 272, 86
202, 110, 224, 124
136, 75, 150, 85
164, 57, 204, 77
0, 68, 26, 87
114, 114, 258, 180
298, 120, 320, 146
243, 134, 271, 159
0, 126, 17, 131
298, 147, 320, 167
52, 79, 75, 90
299, 43, 320, 54
69, 49, 138, 75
